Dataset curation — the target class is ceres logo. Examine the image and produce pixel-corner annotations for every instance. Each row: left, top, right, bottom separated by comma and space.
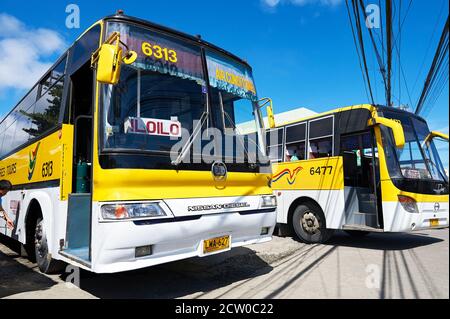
28, 142, 41, 181
272, 166, 303, 185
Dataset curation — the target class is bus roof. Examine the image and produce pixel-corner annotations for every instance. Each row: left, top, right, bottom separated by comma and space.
271, 104, 428, 129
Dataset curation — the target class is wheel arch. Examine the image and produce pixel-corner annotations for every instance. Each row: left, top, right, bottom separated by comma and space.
24, 192, 54, 251
287, 196, 326, 228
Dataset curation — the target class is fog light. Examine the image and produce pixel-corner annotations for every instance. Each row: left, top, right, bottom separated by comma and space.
261, 227, 270, 235
135, 245, 152, 258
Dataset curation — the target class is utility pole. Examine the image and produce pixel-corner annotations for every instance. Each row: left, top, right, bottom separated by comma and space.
385, 0, 393, 107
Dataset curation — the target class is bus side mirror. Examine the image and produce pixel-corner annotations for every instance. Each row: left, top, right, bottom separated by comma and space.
91, 31, 138, 85
96, 43, 123, 85
428, 131, 449, 142
368, 117, 405, 148
258, 97, 275, 129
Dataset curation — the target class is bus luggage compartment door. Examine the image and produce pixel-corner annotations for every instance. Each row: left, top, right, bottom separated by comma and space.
62, 194, 91, 263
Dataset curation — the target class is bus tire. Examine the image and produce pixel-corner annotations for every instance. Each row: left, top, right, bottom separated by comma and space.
34, 218, 65, 274
292, 202, 333, 244
344, 230, 370, 237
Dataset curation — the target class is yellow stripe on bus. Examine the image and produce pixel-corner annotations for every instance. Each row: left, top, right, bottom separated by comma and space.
272, 157, 344, 191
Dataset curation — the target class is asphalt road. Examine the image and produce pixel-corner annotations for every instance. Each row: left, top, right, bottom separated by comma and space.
0, 229, 448, 299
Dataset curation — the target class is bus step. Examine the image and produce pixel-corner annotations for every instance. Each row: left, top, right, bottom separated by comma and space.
59, 248, 91, 268
342, 224, 383, 232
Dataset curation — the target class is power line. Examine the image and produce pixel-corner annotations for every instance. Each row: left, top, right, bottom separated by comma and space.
357, 0, 389, 105
415, 16, 449, 115
345, 0, 375, 104
412, 0, 446, 96
345, 0, 372, 102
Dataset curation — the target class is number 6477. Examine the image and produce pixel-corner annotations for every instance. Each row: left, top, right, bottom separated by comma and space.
310, 166, 333, 175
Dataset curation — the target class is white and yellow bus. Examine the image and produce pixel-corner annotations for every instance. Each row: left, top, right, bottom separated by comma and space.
0, 13, 277, 273
267, 104, 448, 243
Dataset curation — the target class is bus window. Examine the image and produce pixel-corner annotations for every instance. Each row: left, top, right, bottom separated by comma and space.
308, 116, 334, 159
32, 78, 64, 137
286, 123, 306, 161
285, 143, 305, 161
68, 25, 101, 75
40, 58, 66, 96
266, 127, 284, 162
309, 137, 333, 158
14, 108, 33, 146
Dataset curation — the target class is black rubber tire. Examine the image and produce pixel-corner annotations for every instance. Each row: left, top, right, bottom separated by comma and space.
34, 218, 65, 274
292, 202, 333, 244
276, 223, 293, 237
344, 230, 370, 237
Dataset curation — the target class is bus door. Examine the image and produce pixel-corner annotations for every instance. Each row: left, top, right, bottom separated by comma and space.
340, 130, 382, 230
60, 61, 94, 264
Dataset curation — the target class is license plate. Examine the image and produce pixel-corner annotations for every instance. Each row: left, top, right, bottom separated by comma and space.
430, 219, 439, 227
203, 235, 230, 254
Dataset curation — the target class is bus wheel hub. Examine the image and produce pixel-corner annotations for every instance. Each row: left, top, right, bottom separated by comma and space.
302, 212, 319, 234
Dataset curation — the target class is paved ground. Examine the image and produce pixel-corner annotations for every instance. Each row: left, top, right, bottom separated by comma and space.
0, 229, 448, 299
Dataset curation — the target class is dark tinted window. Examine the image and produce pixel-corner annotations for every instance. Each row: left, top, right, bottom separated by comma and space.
40, 58, 66, 95
68, 25, 101, 74
0, 116, 17, 157
14, 110, 33, 146
286, 123, 306, 143
0, 85, 39, 157
309, 117, 333, 139
30, 78, 64, 138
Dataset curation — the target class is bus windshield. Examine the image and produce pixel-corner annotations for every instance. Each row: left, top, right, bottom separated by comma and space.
100, 22, 267, 164
381, 110, 448, 183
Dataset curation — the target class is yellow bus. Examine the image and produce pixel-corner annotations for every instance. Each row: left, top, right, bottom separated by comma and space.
0, 12, 277, 273
267, 104, 449, 243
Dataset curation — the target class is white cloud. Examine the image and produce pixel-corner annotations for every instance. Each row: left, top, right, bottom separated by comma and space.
0, 13, 66, 92
262, 0, 343, 8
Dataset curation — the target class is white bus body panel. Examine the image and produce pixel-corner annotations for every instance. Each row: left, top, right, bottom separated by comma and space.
89, 195, 276, 273
274, 189, 346, 230
0, 187, 64, 257
275, 189, 449, 233
382, 201, 449, 232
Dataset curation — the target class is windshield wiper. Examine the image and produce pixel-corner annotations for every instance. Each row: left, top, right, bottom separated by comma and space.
426, 158, 448, 182
223, 111, 260, 168
171, 111, 208, 166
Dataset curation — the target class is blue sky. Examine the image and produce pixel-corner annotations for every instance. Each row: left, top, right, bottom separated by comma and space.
0, 0, 448, 166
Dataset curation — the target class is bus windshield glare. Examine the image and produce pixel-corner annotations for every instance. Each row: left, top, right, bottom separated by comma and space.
381, 110, 448, 183
101, 22, 266, 164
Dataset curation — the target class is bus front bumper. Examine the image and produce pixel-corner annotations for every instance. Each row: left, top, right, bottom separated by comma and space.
89, 209, 276, 273
383, 201, 449, 232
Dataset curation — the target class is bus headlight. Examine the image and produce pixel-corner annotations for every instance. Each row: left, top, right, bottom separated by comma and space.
398, 195, 418, 213
261, 195, 277, 208
101, 203, 167, 220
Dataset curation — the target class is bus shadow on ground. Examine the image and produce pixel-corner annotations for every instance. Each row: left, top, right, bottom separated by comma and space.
326, 230, 446, 251
74, 247, 273, 299
0, 235, 57, 298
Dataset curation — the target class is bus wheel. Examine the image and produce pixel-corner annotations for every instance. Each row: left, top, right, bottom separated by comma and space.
34, 218, 65, 274
344, 230, 370, 237
292, 203, 333, 244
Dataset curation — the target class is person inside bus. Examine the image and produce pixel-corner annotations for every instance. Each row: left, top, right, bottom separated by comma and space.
285, 149, 292, 162
290, 150, 299, 161
0, 180, 14, 230
285, 148, 299, 162
309, 144, 318, 159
